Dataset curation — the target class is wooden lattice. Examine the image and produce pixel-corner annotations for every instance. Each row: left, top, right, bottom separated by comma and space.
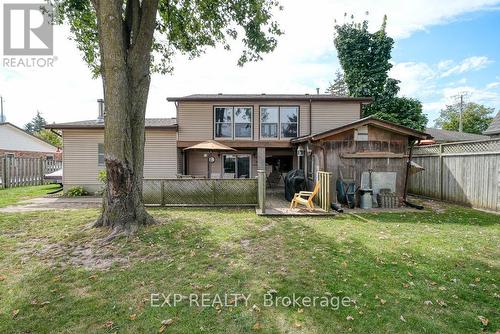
142, 178, 258, 206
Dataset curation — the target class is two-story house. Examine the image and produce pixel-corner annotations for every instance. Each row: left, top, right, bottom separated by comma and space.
46, 94, 372, 193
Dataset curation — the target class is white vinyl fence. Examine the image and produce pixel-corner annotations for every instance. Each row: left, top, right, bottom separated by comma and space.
409, 139, 500, 211
0, 156, 62, 189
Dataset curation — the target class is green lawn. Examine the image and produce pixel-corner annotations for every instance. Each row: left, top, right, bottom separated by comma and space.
0, 202, 498, 333
0, 184, 60, 208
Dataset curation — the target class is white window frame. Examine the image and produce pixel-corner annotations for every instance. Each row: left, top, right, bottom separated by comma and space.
214, 106, 253, 140
260, 106, 299, 140
221, 154, 252, 178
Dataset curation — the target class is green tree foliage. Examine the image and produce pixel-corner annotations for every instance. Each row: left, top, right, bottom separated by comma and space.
434, 102, 494, 134
37, 129, 63, 147
53, 0, 283, 77
334, 16, 428, 130
24, 111, 47, 134
326, 70, 349, 96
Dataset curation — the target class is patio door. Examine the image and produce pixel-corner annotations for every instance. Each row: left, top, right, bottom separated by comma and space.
223, 154, 251, 178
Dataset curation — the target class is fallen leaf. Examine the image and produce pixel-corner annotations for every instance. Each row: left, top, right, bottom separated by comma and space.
400, 315, 406, 322
424, 300, 433, 306
88, 275, 98, 280
103, 320, 114, 329
297, 308, 304, 313
161, 319, 174, 326
403, 283, 410, 288
130, 314, 137, 321
346, 315, 354, 321
252, 322, 262, 331
252, 304, 261, 313
40, 301, 50, 306
437, 300, 447, 307
0, 275, 5, 281
407, 272, 413, 277
12, 309, 19, 319
294, 322, 302, 328
380, 299, 386, 305
478, 316, 489, 326
438, 286, 447, 291
475, 277, 481, 283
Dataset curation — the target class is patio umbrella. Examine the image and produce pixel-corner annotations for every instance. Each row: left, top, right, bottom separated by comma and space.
183, 140, 236, 178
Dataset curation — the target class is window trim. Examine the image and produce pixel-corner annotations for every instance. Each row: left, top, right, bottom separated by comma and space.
213, 105, 253, 140
259, 105, 300, 140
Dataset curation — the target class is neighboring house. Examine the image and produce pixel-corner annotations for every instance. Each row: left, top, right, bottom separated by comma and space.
423, 128, 489, 144
0, 122, 61, 159
483, 111, 500, 138
47, 94, 429, 198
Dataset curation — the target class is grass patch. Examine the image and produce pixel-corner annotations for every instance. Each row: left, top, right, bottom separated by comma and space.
0, 205, 498, 333
0, 184, 60, 208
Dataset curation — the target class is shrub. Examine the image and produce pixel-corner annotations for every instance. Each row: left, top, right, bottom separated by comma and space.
66, 186, 88, 197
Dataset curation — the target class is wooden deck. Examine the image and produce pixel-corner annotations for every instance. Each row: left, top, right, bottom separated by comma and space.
256, 187, 336, 216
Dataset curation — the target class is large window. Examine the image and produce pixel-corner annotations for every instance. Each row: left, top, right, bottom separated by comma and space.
222, 154, 251, 178
214, 106, 252, 139
260, 106, 298, 139
280, 107, 298, 138
260, 107, 279, 138
98, 143, 105, 166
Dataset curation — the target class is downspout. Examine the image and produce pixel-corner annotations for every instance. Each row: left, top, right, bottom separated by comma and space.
309, 98, 312, 135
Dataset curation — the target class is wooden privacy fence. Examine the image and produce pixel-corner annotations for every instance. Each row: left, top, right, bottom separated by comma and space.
409, 139, 500, 211
143, 178, 258, 206
316, 171, 332, 211
0, 157, 62, 189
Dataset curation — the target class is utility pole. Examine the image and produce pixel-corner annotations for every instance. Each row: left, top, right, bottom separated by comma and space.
0, 96, 5, 123
459, 94, 463, 133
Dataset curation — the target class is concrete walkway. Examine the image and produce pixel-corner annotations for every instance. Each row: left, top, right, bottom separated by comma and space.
0, 196, 101, 213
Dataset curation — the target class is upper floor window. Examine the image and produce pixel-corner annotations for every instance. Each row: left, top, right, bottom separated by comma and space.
214, 106, 252, 139
260, 106, 299, 139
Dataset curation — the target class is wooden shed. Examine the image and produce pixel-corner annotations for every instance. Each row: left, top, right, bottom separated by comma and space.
291, 117, 431, 206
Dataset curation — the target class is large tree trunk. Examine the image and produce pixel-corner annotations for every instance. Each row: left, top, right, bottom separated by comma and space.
92, 0, 159, 238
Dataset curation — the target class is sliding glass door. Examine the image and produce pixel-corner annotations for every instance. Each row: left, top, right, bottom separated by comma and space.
222, 155, 251, 178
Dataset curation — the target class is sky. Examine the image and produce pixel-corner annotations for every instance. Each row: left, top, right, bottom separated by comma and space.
0, 0, 499, 129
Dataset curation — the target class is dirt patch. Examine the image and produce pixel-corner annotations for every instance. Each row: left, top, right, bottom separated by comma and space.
0, 196, 101, 213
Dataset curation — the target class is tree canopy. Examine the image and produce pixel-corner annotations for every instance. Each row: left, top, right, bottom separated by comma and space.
333, 16, 428, 130
434, 102, 494, 134
24, 111, 47, 134
326, 70, 349, 96
53, 0, 283, 77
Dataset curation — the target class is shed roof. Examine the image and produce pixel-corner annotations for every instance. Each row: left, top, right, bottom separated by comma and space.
291, 116, 431, 144
425, 128, 489, 142
167, 94, 372, 103
483, 111, 500, 135
45, 118, 177, 130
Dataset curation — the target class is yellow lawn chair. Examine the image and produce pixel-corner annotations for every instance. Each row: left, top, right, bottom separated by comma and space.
290, 182, 320, 211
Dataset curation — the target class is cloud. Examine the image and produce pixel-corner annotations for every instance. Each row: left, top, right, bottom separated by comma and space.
1, 0, 500, 127
440, 56, 493, 77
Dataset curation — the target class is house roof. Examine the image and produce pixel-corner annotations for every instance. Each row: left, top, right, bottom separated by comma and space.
483, 111, 500, 135
45, 118, 178, 130
425, 128, 489, 142
291, 116, 431, 144
167, 94, 373, 103
0, 122, 60, 150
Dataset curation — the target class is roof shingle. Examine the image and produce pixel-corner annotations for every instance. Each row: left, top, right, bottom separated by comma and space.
425, 128, 489, 142
45, 118, 177, 129
483, 111, 500, 135
167, 94, 372, 103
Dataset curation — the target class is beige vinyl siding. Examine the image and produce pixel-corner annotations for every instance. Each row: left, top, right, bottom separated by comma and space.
311, 102, 360, 134
177, 100, 310, 141
62, 129, 177, 193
